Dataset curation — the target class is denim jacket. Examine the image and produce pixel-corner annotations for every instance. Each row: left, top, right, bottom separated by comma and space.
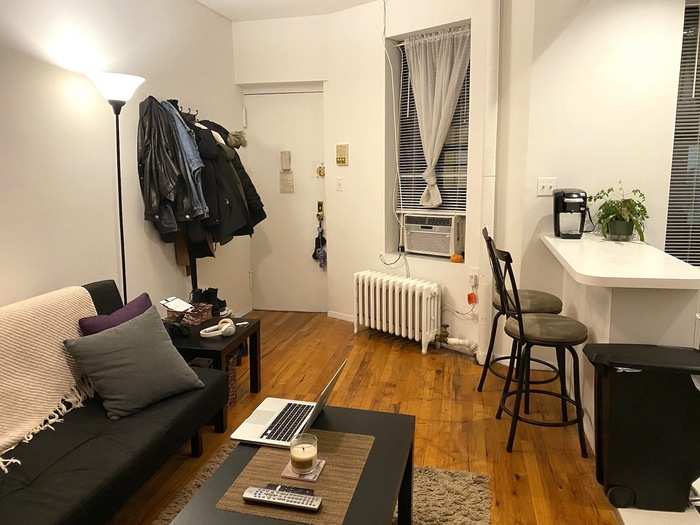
160, 101, 208, 219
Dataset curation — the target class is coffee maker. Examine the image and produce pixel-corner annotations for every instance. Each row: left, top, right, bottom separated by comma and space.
553, 189, 588, 239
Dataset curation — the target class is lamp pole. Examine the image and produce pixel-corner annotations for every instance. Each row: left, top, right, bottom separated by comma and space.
89, 72, 144, 303
109, 100, 127, 302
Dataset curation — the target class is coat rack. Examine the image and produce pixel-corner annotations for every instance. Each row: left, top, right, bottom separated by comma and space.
165, 99, 247, 296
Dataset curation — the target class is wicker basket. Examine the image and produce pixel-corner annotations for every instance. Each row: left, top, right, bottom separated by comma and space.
181, 303, 213, 326
227, 354, 238, 405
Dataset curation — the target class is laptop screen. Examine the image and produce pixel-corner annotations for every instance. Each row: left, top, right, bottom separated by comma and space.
302, 359, 347, 431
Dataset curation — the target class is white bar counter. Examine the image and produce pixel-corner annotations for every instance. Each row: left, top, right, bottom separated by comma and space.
542, 234, 700, 290
541, 233, 700, 453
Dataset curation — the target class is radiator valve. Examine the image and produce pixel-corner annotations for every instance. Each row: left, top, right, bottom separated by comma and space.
435, 324, 478, 352
436, 324, 451, 343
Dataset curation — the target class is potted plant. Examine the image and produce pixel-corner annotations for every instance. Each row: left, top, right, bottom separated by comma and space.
589, 183, 649, 242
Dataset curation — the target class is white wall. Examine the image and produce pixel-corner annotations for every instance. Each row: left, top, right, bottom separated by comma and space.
504, 0, 684, 287
231, 0, 500, 346
323, 1, 386, 322
495, 0, 685, 358
233, 15, 327, 85
0, 0, 251, 314
385, 0, 474, 37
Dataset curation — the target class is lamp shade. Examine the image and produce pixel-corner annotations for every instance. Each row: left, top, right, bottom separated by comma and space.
89, 72, 145, 102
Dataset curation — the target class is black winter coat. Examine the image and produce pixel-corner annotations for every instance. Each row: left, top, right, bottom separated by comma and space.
193, 126, 250, 245
221, 144, 266, 231
199, 119, 266, 234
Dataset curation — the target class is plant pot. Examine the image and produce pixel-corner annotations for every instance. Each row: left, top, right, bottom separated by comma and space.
606, 220, 634, 241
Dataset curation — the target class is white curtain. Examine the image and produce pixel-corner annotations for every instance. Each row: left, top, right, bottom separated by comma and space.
405, 27, 470, 208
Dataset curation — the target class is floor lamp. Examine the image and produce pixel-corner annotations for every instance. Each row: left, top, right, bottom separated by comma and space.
89, 72, 145, 302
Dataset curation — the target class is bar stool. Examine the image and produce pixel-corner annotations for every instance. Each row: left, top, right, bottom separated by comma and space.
477, 228, 563, 393
484, 232, 588, 457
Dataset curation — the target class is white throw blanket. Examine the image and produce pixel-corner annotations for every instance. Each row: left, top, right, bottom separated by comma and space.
0, 286, 96, 473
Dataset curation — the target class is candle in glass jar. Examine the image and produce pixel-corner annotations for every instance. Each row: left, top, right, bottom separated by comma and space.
290, 434, 318, 474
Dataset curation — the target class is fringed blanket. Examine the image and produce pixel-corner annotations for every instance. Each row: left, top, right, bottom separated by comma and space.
0, 286, 96, 473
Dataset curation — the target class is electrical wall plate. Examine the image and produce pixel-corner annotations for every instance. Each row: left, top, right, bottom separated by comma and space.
336, 144, 349, 166
280, 150, 292, 172
315, 162, 325, 177
280, 171, 294, 193
537, 177, 557, 197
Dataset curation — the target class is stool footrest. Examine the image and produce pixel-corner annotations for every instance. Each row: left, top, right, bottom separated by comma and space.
488, 356, 560, 385
499, 389, 582, 428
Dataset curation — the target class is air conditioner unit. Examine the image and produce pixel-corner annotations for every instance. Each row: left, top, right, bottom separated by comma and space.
402, 213, 465, 258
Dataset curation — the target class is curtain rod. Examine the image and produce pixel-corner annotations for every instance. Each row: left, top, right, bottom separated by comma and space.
393, 27, 469, 48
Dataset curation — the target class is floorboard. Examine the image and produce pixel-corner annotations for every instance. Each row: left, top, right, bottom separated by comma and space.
109, 310, 620, 525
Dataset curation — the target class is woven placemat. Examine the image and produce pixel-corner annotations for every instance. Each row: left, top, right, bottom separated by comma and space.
216, 430, 374, 524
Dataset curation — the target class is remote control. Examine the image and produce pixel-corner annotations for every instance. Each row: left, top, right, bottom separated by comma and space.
243, 486, 322, 512
265, 483, 314, 496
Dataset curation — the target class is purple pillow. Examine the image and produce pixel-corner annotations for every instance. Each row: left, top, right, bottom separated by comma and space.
79, 293, 152, 335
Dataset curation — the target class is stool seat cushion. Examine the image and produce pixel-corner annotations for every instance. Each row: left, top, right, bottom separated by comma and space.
493, 289, 562, 314
505, 313, 587, 345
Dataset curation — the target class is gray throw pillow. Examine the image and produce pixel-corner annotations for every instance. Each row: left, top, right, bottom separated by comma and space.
64, 306, 204, 419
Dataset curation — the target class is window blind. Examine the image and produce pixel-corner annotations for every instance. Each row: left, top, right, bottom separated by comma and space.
396, 45, 470, 214
666, 5, 700, 265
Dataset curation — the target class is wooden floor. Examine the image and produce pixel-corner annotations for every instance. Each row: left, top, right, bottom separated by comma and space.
111, 311, 621, 525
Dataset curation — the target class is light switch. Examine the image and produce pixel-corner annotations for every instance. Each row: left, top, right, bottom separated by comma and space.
280, 150, 292, 172
537, 177, 557, 197
336, 176, 344, 192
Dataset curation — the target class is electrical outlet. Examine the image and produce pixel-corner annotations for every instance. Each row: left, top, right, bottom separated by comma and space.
537, 177, 557, 197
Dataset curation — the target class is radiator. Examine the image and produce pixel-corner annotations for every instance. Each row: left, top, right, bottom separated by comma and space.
353, 270, 442, 354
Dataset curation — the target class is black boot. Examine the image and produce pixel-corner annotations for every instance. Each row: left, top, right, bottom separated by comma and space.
191, 288, 206, 304
202, 288, 220, 316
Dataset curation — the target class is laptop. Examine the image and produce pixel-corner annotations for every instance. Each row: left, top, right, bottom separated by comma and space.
230, 360, 347, 447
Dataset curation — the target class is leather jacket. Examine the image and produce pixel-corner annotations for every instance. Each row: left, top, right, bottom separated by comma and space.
137, 97, 197, 238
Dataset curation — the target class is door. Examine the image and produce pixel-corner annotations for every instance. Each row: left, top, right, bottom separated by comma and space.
242, 91, 327, 312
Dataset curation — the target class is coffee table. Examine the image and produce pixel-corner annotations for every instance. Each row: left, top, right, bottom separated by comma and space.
172, 406, 415, 524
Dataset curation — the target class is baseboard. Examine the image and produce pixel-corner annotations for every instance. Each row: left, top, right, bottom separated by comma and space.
327, 311, 354, 323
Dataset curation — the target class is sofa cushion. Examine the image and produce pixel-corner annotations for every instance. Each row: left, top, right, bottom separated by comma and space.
0, 367, 227, 525
64, 306, 204, 419
79, 292, 152, 335
82, 281, 124, 315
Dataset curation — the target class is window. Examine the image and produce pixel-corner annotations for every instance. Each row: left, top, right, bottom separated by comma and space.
396, 45, 470, 214
666, 5, 700, 265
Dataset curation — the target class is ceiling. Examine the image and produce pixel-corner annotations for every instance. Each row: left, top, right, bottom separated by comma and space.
197, 0, 374, 21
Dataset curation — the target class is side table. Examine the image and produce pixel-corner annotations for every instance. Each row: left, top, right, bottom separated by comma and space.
169, 317, 261, 405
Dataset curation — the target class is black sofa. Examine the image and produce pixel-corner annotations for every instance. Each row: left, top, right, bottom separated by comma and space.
0, 280, 228, 525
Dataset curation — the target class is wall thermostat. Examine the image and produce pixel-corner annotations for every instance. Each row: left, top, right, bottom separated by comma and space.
336, 144, 349, 166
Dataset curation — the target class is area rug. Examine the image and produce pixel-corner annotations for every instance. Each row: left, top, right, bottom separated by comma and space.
153, 442, 491, 525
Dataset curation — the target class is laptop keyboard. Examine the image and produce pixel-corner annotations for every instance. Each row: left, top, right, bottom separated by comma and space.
261, 403, 314, 442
